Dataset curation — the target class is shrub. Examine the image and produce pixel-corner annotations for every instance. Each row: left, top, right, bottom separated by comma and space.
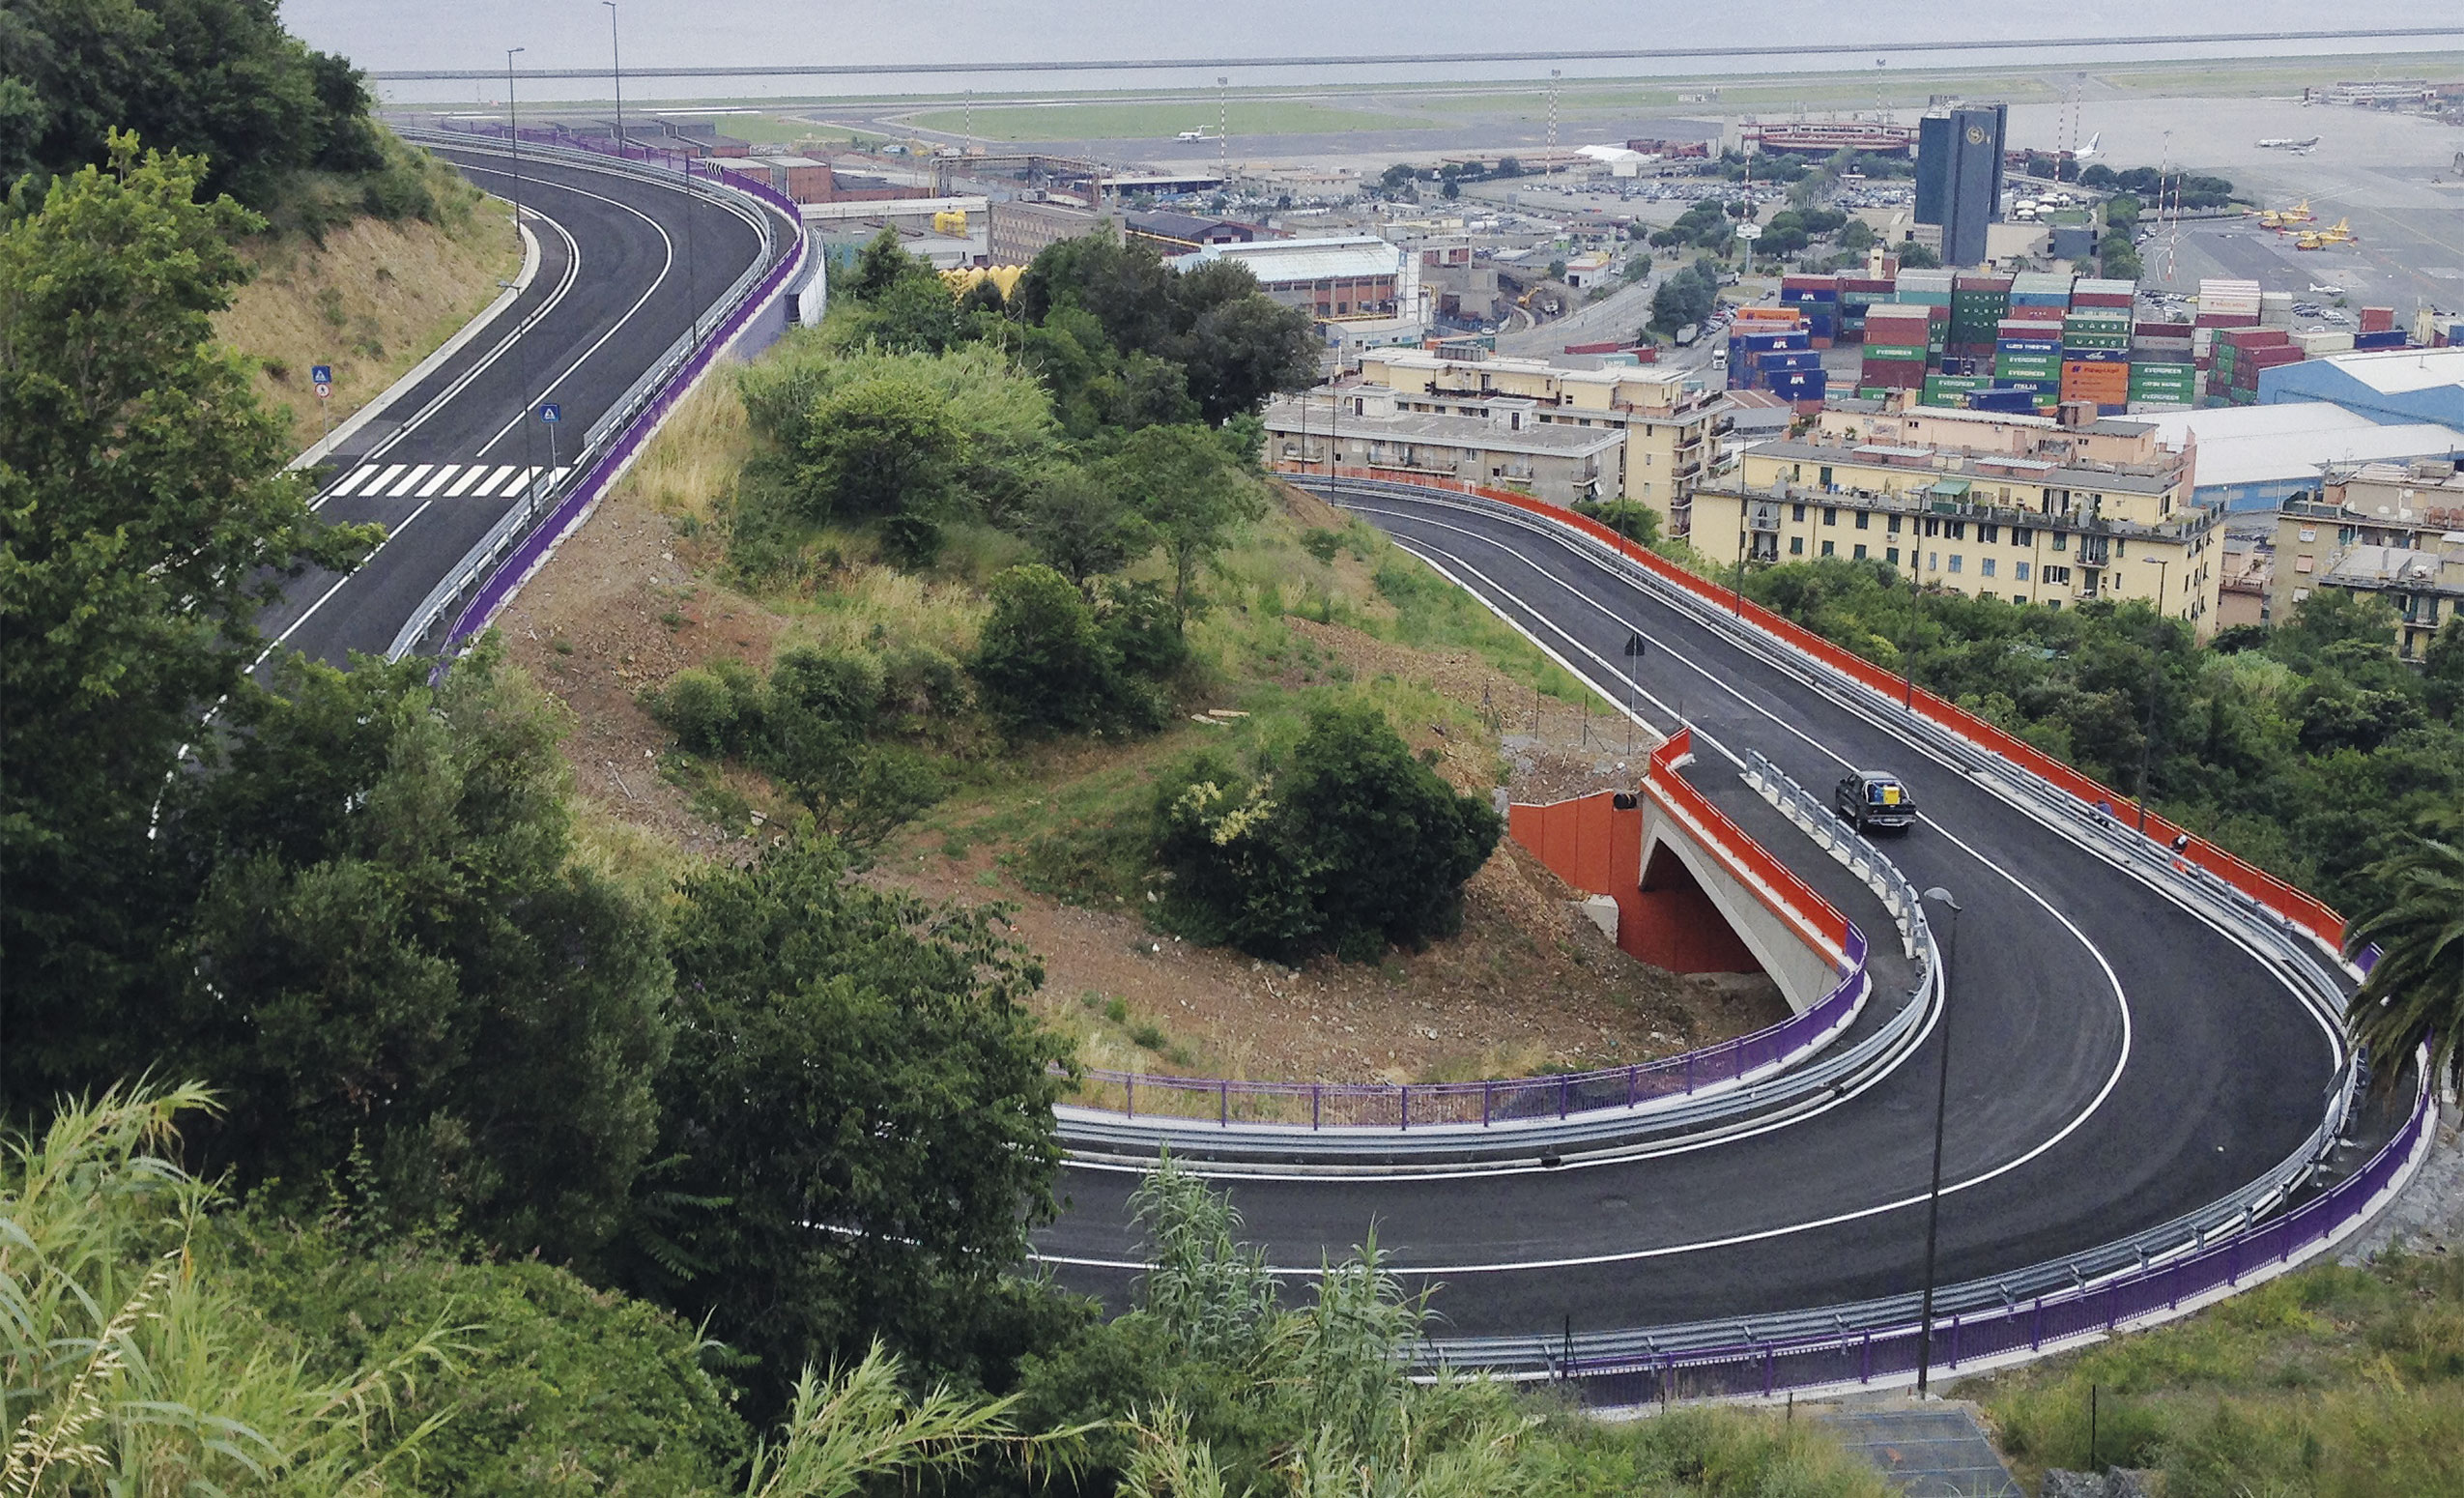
1154, 703, 1501, 961
972, 564, 1169, 735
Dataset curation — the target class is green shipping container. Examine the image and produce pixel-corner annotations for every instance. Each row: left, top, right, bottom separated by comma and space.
1862, 345, 1929, 361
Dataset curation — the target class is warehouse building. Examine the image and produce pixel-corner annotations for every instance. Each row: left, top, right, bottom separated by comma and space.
2135, 403, 2464, 512
2261, 347, 2464, 428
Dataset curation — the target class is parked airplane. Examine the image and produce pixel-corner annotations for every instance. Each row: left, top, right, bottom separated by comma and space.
2308, 282, 2348, 295
2257, 136, 2322, 150
2074, 132, 2102, 165
1175, 130, 1209, 141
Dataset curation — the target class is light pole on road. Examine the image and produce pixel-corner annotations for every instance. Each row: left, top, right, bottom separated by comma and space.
1915, 885, 1963, 1398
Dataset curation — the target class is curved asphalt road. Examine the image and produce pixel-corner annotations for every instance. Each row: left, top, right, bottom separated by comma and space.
1037, 489, 2344, 1340
257, 144, 768, 667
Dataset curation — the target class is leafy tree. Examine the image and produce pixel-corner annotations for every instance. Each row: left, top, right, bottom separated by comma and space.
845, 225, 930, 302
2079, 163, 2119, 189
791, 373, 967, 562
1107, 423, 1267, 629
0, 0, 388, 207
173, 643, 673, 1265
1181, 289, 1317, 426
971, 564, 1167, 735
1647, 260, 1719, 335
643, 834, 1073, 1407
1573, 499, 1662, 546
2424, 616, 2464, 722
1, 136, 375, 1117
1837, 218, 1877, 253
1155, 703, 1502, 962
1023, 467, 1153, 586
2345, 838, 2464, 1089
1897, 241, 1942, 269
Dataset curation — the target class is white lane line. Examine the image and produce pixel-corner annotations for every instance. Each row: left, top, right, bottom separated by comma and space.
253, 499, 439, 664
386, 464, 435, 498
415, 464, 461, 498
445, 466, 487, 497
337, 204, 585, 480
471, 465, 516, 498
328, 464, 379, 499
453, 166, 677, 461
1036, 513, 2138, 1267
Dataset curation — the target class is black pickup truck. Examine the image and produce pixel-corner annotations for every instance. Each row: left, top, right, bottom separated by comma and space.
1834, 770, 1918, 835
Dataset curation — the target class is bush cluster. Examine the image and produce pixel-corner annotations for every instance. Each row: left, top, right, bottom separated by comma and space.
1152, 703, 1502, 963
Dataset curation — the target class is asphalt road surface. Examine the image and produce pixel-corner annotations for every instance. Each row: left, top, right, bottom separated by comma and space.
256, 143, 768, 668
1034, 489, 2342, 1340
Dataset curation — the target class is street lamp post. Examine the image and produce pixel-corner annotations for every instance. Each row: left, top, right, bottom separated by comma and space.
507, 47, 541, 524
1916, 885, 1963, 1398
603, 2, 624, 151
2135, 557, 2171, 835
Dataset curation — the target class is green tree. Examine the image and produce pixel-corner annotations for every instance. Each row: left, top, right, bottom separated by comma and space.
1838, 218, 1877, 253
1897, 241, 1942, 269
643, 835, 1073, 1406
1, 136, 376, 1116
173, 643, 673, 1265
0, 0, 388, 207
1106, 424, 1265, 630
1022, 468, 1153, 586
845, 225, 930, 302
2345, 838, 2464, 1089
972, 563, 1163, 734
1181, 290, 1317, 425
791, 373, 968, 562
1156, 704, 1502, 962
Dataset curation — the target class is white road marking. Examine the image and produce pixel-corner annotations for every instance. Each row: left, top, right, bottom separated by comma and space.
386, 464, 434, 498
472, 465, 516, 498
415, 464, 461, 497
445, 465, 487, 497
253, 499, 439, 663
328, 464, 379, 498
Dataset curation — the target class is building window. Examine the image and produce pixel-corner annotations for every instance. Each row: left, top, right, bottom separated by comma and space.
1886, 546, 1902, 565
1924, 517, 1939, 537
1821, 539, 1836, 557
2013, 527, 2034, 546
1790, 536, 1805, 555
1979, 591, 1995, 601
1853, 543, 1869, 560
2052, 533, 2067, 552
1982, 558, 1996, 578
2295, 555, 2314, 573
1888, 514, 1904, 534
1819, 466, 1833, 487
1928, 551, 1940, 571
2298, 527, 2316, 542
1948, 554, 1963, 574
1791, 503, 1807, 522
2115, 538, 2127, 560
1947, 521, 1966, 541
2016, 562, 2032, 582
2045, 565, 2072, 585
1823, 506, 1839, 526
1979, 523, 1999, 543
1855, 511, 1870, 531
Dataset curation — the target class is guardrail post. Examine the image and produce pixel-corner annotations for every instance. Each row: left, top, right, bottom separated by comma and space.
1313, 1084, 1322, 1130
1219, 1080, 1229, 1127
1401, 1086, 1410, 1131
1626, 1065, 1638, 1108
2032, 1297, 2044, 1350
1482, 1081, 1493, 1127
1685, 1053, 1696, 1093
1762, 1345, 1774, 1397
1126, 1075, 1134, 1120
1860, 1330, 1872, 1383
1560, 1076, 1571, 1119
1949, 1314, 1961, 1368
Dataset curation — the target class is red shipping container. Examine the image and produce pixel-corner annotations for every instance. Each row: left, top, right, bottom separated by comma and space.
2073, 291, 2135, 307
2360, 305, 2395, 332
2195, 312, 2261, 329
2220, 328, 2290, 349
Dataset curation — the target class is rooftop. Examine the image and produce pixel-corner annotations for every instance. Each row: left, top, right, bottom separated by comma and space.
2306, 346, 2464, 395
1263, 395, 1625, 460
1745, 437, 2182, 496
1179, 236, 1400, 283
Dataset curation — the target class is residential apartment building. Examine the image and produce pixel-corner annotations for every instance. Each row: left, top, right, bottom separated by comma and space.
1688, 422, 2223, 631
2270, 459, 2464, 658
1355, 348, 1726, 528
1263, 387, 1625, 508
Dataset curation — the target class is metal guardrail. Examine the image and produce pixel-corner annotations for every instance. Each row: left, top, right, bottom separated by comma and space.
381, 126, 801, 662
1295, 473, 2404, 1387
1742, 749, 1928, 962
1058, 735, 1945, 1158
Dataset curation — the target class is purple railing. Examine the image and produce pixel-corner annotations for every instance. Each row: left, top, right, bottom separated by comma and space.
1063, 924, 1868, 1130
421, 125, 806, 654
1552, 1054, 2433, 1404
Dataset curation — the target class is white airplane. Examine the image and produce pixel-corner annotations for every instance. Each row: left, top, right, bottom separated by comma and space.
2074, 132, 2102, 166
2257, 136, 2321, 150
2309, 282, 2347, 295
1176, 130, 1209, 142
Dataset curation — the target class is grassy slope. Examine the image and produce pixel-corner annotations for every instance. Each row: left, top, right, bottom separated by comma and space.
1960, 1251, 2464, 1496
215, 190, 518, 458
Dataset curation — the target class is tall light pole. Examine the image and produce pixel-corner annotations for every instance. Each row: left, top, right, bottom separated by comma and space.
603, 2, 624, 151
1218, 75, 1229, 180
1915, 885, 1963, 1398
2135, 556, 2171, 834
507, 46, 541, 523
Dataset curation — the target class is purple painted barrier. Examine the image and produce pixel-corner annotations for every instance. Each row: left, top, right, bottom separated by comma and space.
1067, 923, 1869, 1130
1556, 1054, 2434, 1403
421, 124, 806, 655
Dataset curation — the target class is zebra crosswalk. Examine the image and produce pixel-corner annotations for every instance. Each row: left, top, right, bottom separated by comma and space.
323, 460, 571, 503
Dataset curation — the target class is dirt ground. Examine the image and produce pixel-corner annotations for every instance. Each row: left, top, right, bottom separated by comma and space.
500, 479, 1789, 1087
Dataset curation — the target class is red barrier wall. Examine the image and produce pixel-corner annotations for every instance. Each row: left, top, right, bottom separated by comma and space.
1507, 790, 1760, 973
1293, 463, 2347, 950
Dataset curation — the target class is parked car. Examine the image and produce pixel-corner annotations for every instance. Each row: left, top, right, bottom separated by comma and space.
1834, 770, 1918, 835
